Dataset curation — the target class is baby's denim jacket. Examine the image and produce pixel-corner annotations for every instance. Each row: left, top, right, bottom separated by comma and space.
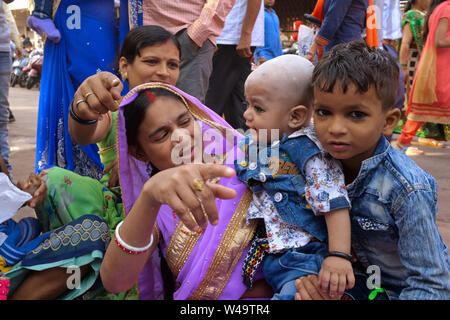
235, 133, 344, 241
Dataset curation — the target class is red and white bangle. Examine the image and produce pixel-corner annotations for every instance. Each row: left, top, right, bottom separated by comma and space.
114, 221, 153, 255
0, 277, 9, 300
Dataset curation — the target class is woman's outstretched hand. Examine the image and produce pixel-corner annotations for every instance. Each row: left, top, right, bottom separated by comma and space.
143, 163, 237, 232
73, 71, 124, 121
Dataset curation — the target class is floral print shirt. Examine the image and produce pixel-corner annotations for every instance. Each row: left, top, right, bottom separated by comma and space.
246, 126, 350, 253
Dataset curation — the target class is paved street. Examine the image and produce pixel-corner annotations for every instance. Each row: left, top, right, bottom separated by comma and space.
7, 86, 450, 246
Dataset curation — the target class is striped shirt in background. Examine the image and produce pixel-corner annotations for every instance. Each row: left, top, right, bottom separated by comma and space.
142, 0, 236, 47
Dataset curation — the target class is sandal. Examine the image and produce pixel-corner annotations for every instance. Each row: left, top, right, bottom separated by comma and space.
444, 125, 450, 141
417, 137, 444, 148
392, 140, 410, 150
392, 140, 425, 156
404, 147, 424, 156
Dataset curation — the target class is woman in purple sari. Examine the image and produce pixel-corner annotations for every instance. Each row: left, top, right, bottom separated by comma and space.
68, 25, 272, 299
99, 82, 273, 299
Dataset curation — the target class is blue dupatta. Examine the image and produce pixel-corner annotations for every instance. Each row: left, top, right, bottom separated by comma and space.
35, 0, 118, 179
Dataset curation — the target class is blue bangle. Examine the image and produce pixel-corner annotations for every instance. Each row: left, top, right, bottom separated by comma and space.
324, 251, 353, 262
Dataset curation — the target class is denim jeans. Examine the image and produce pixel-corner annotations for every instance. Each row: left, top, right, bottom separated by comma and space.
0, 51, 11, 171
32, 0, 53, 19
263, 241, 328, 300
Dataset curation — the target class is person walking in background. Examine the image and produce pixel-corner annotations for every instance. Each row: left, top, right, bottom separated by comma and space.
399, 0, 431, 99
0, 0, 15, 173
205, 0, 264, 130
2, 1, 20, 123
139, 0, 237, 103
33, 0, 118, 180
395, 0, 447, 154
27, 0, 61, 44
305, 0, 369, 61
254, 0, 283, 65
381, 0, 405, 112
373, 0, 406, 141
297, 15, 320, 61
396, 0, 450, 154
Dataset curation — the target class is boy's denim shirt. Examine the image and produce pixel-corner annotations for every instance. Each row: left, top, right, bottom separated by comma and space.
348, 136, 450, 300
234, 134, 348, 242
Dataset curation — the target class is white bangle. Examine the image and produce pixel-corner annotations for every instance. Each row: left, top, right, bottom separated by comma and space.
114, 221, 154, 254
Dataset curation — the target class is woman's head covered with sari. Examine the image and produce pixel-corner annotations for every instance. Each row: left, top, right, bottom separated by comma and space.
117, 82, 256, 299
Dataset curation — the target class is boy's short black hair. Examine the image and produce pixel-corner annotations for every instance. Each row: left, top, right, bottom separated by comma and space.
312, 41, 399, 111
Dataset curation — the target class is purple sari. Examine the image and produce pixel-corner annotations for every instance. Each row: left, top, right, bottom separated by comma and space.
117, 83, 257, 299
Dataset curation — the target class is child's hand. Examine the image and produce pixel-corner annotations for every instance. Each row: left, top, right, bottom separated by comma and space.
318, 256, 355, 298
104, 159, 119, 188
16, 173, 47, 208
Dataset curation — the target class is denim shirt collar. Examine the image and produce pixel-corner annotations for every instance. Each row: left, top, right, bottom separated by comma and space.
347, 136, 390, 190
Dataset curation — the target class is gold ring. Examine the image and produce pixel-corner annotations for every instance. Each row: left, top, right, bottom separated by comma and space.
192, 178, 205, 192
84, 92, 95, 100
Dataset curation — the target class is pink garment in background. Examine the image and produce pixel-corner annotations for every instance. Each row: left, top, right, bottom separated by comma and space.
142, 0, 236, 47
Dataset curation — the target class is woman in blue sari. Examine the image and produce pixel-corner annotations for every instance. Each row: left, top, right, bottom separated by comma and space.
35, 0, 117, 179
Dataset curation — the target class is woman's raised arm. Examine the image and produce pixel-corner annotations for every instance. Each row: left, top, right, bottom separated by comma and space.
68, 72, 123, 145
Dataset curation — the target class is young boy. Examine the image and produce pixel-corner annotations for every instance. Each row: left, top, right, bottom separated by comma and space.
235, 54, 355, 300
297, 41, 450, 300
253, 0, 283, 65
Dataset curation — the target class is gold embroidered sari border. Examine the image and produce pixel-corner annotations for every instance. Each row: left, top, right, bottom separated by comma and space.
165, 222, 202, 276
189, 189, 255, 300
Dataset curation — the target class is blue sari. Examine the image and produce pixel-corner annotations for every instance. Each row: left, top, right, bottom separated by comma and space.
118, 0, 143, 94
4, 214, 112, 300
35, 0, 118, 179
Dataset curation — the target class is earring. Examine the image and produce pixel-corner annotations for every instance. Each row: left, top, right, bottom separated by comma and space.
121, 72, 127, 81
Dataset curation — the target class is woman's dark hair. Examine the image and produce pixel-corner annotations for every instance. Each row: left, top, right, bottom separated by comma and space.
423, 0, 446, 43
312, 41, 399, 111
124, 87, 185, 149
118, 25, 181, 67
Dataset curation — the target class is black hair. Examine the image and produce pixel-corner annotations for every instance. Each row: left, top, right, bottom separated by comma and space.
118, 25, 180, 68
405, 0, 415, 12
312, 41, 399, 111
124, 87, 185, 149
423, 0, 446, 43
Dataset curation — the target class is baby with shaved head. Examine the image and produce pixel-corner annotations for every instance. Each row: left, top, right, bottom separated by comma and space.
243, 55, 315, 143
235, 54, 354, 300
